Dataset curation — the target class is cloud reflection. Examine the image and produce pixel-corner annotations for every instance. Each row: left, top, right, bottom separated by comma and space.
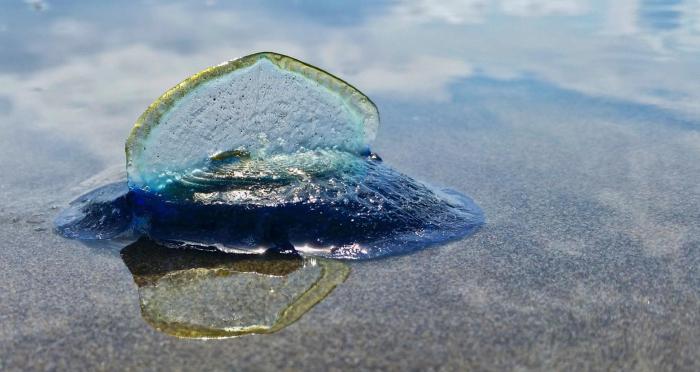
389, 0, 589, 24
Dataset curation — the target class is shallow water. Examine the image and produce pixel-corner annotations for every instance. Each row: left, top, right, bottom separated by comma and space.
2, 1, 700, 370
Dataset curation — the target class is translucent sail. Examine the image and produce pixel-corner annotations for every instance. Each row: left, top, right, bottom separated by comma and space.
126, 52, 379, 193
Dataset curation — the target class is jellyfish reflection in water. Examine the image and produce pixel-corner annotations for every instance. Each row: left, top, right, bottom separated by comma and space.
121, 238, 349, 338
55, 52, 483, 259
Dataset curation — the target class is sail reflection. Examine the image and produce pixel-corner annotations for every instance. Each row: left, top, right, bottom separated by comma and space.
120, 238, 349, 338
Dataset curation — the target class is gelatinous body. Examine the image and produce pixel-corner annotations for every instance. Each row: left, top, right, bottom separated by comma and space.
54, 182, 131, 240
55, 52, 483, 259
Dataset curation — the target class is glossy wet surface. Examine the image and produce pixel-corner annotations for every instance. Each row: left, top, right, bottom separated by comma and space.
2, 1, 700, 370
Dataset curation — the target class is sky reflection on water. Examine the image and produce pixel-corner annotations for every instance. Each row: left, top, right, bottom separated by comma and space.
1, 1, 700, 164
1, 0, 697, 197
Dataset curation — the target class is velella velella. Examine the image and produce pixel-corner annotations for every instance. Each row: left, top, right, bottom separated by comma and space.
55, 52, 483, 260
